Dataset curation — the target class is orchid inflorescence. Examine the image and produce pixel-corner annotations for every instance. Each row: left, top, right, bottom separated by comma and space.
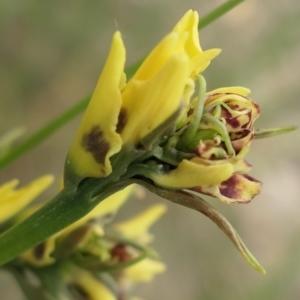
0, 9, 296, 300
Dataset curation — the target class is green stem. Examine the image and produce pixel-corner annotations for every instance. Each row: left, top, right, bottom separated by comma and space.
0, 96, 90, 171
0, 2, 245, 170
0, 179, 129, 266
198, 0, 246, 30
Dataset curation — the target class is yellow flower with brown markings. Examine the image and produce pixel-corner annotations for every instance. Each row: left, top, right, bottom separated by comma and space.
151, 86, 262, 204
66, 10, 220, 185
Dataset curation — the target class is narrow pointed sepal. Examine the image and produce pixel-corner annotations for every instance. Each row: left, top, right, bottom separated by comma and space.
254, 126, 298, 139
134, 179, 266, 274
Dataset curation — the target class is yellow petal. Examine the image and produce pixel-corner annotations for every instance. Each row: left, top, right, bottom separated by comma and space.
172, 10, 202, 56
172, 10, 220, 76
0, 179, 19, 201
0, 175, 54, 223
124, 258, 166, 282
195, 174, 262, 204
151, 158, 233, 189
120, 53, 189, 146
130, 32, 184, 82
67, 31, 125, 180
189, 48, 221, 77
206, 87, 251, 97
114, 204, 167, 243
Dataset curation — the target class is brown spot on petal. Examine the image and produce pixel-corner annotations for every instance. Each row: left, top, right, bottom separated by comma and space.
219, 176, 239, 200
33, 242, 45, 260
228, 103, 240, 110
110, 243, 131, 262
241, 112, 252, 129
81, 126, 109, 165
116, 108, 128, 134
227, 116, 242, 129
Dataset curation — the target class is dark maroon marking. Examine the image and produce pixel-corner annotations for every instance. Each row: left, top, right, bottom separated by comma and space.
228, 103, 240, 110
230, 129, 251, 140
116, 108, 128, 134
241, 112, 252, 129
33, 242, 45, 260
81, 125, 109, 164
110, 243, 131, 262
226, 116, 241, 129
220, 106, 232, 119
253, 101, 260, 113
219, 176, 239, 199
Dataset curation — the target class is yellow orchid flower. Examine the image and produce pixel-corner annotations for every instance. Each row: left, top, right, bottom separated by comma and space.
146, 80, 262, 204
66, 10, 220, 185
149, 157, 234, 189
0, 175, 54, 223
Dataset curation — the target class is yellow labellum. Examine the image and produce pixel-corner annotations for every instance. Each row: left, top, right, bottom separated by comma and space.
151, 158, 233, 189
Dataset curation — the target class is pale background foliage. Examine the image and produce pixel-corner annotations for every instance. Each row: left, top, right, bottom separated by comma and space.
0, 0, 300, 299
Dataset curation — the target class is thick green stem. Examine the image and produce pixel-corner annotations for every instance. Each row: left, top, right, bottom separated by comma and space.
0, 179, 129, 266
198, 0, 246, 30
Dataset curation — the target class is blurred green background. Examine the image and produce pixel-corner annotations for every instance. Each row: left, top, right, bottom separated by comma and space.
0, 0, 300, 299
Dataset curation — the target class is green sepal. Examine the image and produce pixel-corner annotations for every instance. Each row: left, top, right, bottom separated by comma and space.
133, 178, 266, 274
184, 128, 219, 151
254, 126, 297, 139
